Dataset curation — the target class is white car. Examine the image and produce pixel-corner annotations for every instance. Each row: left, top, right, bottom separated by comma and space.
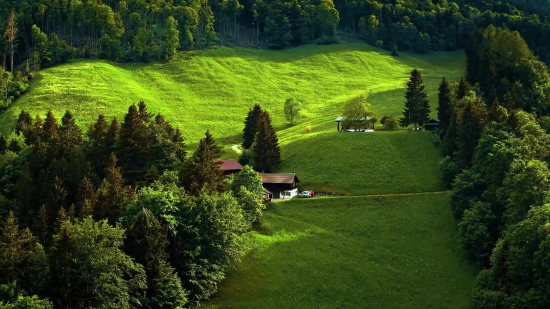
298, 191, 312, 198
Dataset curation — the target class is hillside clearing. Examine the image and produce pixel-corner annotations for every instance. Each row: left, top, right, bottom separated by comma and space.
0, 44, 464, 145
205, 194, 477, 309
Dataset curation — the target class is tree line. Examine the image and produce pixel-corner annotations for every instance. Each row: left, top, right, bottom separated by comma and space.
0, 101, 278, 308
433, 25, 550, 308
2, 0, 550, 67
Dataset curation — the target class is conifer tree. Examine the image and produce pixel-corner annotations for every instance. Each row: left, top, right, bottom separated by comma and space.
242, 104, 263, 150
399, 69, 430, 129
117, 104, 151, 185
76, 177, 96, 218
85, 115, 113, 179
252, 111, 281, 173
0, 134, 6, 155
41, 111, 59, 145
182, 131, 224, 195
455, 94, 488, 171
138, 101, 153, 123
455, 77, 471, 101
95, 153, 134, 225
149, 260, 188, 308
437, 77, 452, 132
59, 111, 82, 156
15, 110, 32, 135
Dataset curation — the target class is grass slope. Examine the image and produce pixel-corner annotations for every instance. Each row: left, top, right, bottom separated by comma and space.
206, 194, 477, 309
0, 44, 464, 146
279, 130, 445, 195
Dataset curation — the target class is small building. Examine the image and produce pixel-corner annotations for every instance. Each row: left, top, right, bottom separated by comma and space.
214, 159, 243, 175
424, 119, 440, 131
262, 188, 273, 203
259, 173, 300, 199
335, 116, 372, 131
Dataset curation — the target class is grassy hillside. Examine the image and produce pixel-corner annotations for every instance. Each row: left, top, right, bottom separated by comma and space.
205, 194, 477, 309
0, 44, 464, 145
279, 129, 444, 195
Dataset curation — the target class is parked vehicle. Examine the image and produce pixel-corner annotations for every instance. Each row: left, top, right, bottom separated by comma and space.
308, 190, 315, 197
298, 191, 312, 198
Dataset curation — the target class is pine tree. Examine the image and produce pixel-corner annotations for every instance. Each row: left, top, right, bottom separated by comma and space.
59, 111, 82, 156
182, 131, 225, 195
242, 104, 263, 150
4, 11, 17, 72
138, 101, 153, 123
95, 153, 134, 225
76, 176, 96, 218
117, 104, 151, 185
15, 110, 32, 135
488, 98, 508, 123
437, 77, 452, 132
399, 69, 430, 129
41, 111, 59, 145
455, 77, 471, 101
85, 115, 113, 179
455, 95, 488, 171
149, 261, 188, 308
0, 134, 6, 155
252, 111, 281, 173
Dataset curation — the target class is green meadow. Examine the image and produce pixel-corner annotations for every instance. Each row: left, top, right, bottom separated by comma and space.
0, 43, 476, 308
0, 44, 464, 146
206, 194, 477, 309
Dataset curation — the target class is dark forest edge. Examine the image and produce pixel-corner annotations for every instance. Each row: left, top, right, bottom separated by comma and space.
433, 24, 550, 308
0, 101, 282, 308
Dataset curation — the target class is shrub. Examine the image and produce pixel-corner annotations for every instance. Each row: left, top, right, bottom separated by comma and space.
438, 156, 457, 188
391, 45, 399, 56
375, 40, 383, 48
316, 36, 338, 45
383, 117, 398, 130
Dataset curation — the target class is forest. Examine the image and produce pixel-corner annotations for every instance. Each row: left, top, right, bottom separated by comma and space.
435, 25, 550, 308
1, 0, 550, 67
0, 101, 282, 308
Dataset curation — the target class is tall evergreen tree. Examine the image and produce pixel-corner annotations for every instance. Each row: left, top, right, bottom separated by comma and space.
242, 104, 263, 150
455, 94, 488, 171
182, 131, 224, 195
437, 77, 452, 132
15, 110, 32, 136
117, 104, 151, 186
95, 153, 134, 225
252, 111, 281, 173
399, 69, 430, 129
59, 111, 82, 156
40, 111, 59, 145
85, 115, 111, 180
0, 134, 6, 155
455, 77, 471, 101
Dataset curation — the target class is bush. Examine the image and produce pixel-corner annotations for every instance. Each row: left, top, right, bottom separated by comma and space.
316, 36, 338, 45
438, 156, 457, 188
383, 117, 398, 130
430, 131, 443, 150
391, 45, 399, 56
375, 40, 383, 48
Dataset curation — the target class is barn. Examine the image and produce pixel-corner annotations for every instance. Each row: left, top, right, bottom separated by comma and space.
424, 119, 440, 131
214, 159, 243, 176
259, 173, 300, 199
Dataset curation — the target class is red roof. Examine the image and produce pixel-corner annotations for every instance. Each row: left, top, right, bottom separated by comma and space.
259, 173, 299, 184
214, 159, 243, 171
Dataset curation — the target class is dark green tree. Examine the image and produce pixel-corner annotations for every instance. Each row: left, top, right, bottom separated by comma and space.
455, 94, 488, 171
117, 104, 151, 185
399, 69, 430, 129
252, 111, 281, 173
242, 104, 263, 150
0, 135, 6, 155
49, 216, 146, 309
437, 77, 452, 132
182, 131, 224, 195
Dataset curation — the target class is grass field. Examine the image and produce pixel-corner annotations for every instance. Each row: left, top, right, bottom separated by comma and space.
0, 44, 464, 146
205, 194, 477, 309
279, 129, 444, 195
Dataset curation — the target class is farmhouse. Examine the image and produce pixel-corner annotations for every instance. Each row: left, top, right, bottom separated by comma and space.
260, 173, 300, 199
214, 159, 243, 175
424, 119, 440, 131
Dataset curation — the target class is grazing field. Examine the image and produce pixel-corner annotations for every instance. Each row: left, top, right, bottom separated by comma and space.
0, 44, 464, 145
279, 129, 445, 195
205, 194, 477, 309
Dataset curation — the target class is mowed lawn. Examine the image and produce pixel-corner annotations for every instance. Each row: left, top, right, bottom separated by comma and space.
279, 129, 445, 195
0, 44, 464, 145
206, 194, 477, 309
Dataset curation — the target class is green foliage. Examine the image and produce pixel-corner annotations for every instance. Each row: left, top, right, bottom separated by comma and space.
391, 45, 399, 57
252, 111, 281, 173
49, 217, 147, 309
454, 93, 488, 171
283, 98, 301, 124
437, 77, 452, 133
399, 69, 430, 129
231, 166, 265, 225
382, 117, 398, 130
161, 17, 180, 61
438, 156, 457, 189
148, 261, 187, 309
242, 104, 263, 150
342, 94, 374, 129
